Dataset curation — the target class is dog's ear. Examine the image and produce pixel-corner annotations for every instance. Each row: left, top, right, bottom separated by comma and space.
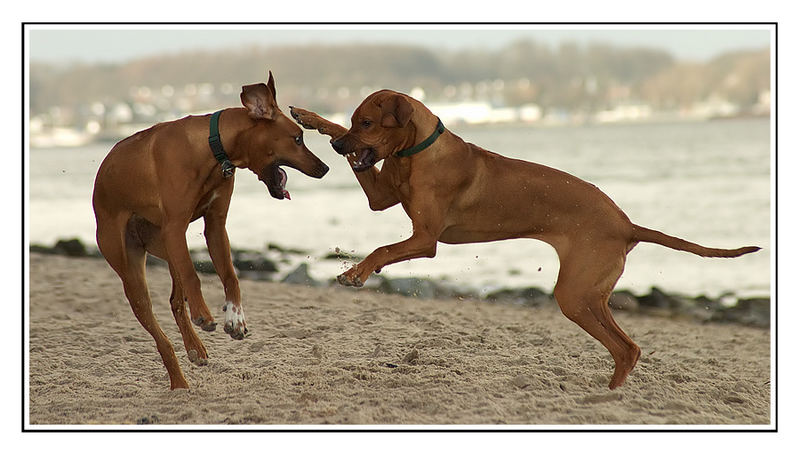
266, 70, 277, 101
380, 93, 414, 128
240, 82, 278, 121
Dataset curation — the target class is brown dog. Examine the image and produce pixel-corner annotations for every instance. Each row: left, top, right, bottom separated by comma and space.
92, 72, 329, 389
290, 90, 759, 389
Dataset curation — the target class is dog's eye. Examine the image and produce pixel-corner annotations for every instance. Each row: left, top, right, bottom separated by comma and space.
361, 119, 372, 128
294, 135, 303, 145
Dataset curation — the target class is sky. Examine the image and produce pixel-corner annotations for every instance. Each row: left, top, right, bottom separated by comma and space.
27, 25, 772, 65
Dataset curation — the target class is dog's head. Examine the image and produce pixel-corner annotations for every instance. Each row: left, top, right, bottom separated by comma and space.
236, 71, 329, 200
331, 90, 418, 172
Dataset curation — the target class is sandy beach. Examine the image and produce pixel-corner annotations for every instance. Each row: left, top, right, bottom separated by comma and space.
27, 252, 771, 426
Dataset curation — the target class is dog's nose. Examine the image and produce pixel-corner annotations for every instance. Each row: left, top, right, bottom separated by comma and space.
317, 163, 330, 178
331, 138, 345, 153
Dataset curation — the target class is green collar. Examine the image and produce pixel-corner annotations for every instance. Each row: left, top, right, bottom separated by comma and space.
394, 117, 445, 158
208, 110, 235, 178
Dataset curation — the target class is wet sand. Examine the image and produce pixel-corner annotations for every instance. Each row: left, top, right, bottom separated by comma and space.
28, 253, 771, 426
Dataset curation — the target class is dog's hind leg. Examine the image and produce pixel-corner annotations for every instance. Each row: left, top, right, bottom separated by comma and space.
166, 265, 209, 365
160, 221, 216, 332
553, 242, 641, 389
133, 216, 209, 366
96, 211, 189, 389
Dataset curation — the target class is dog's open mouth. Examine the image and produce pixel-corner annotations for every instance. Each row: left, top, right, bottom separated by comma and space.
346, 148, 377, 172
260, 164, 291, 200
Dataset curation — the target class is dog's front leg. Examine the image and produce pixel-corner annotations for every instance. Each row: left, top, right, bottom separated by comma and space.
203, 196, 246, 340
338, 232, 438, 287
290, 106, 400, 211
290, 106, 348, 139
350, 166, 400, 211
338, 195, 444, 287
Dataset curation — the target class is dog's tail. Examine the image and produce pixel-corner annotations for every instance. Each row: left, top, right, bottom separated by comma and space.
631, 224, 760, 258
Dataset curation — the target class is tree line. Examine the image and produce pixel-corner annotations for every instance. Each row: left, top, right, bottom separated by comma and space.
30, 40, 769, 115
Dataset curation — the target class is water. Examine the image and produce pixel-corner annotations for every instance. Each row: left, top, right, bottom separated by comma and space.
27, 118, 771, 297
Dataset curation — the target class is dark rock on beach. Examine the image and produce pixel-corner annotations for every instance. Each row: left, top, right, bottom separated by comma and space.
638, 286, 675, 309
30, 238, 90, 257
710, 297, 770, 328
54, 238, 88, 257
486, 287, 553, 307
29, 238, 771, 329
232, 249, 279, 280
266, 242, 309, 256
608, 290, 640, 312
190, 248, 281, 278
31, 238, 100, 258
193, 260, 216, 274
281, 263, 322, 287
379, 277, 442, 299
232, 249, 279, 273
322, 248, 365, 262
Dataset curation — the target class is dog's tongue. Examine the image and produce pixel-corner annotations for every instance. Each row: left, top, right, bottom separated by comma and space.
278, 168, 291, 200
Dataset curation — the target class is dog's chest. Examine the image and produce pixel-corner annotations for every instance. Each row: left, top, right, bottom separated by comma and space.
191, 190, 221, 220
381, 160, 412, 200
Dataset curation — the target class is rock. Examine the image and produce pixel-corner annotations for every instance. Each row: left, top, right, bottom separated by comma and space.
232, 250, 278, 273
486, 287, 551, 307
188, 250, 216, 274
693, 294, 720, 311
193, 260, 216, 274
638, 286, 675, 309
281, 263, 322, 287
322, 248, 365, 261
54, 238, 87, 257
667, 294, 697, 313
323, 251, 344, 260
712, 297, 770, 328
739, 298, 771, 327
380, 277, 440, 299
266, 243, 308, 255
609, 290, 639, 312
29, 244, 57, 255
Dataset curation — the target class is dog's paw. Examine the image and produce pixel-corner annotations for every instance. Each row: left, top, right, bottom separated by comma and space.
187, 349, 208, 366
191, 315, 217, 332
222, 302, 248, 340
289, 106, 322, 130
336, 272, 363, 288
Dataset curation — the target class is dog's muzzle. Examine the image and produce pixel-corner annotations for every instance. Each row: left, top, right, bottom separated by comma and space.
332, 136, 377, 172
331, 137, 347, 154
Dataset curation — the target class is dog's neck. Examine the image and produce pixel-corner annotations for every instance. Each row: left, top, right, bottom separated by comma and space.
211, 108, 252, 168
208, 110, 235, 178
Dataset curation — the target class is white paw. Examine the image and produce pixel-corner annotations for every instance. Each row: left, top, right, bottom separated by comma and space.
222, 302, 248, 340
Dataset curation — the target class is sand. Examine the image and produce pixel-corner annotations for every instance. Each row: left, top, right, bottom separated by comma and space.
27, 252, 771, 426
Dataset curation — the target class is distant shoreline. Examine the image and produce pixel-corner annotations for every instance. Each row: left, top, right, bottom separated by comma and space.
29, 238, 770, 329
29, 114, 770, 150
